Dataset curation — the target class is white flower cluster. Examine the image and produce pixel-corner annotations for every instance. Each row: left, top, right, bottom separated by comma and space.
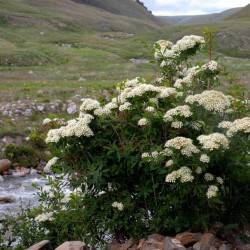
185, 90, 231, 113
204, 173, 214, 182
94, 100, 118, 116
197, 133, 229, 151
165, 166, 194, 183
219, 117, 250, 137
118, 83, 177, 104
35, 212, 54, 223
46, 114, 94, 143
165, 137, 200, 157
200, 154, 210, 163
201, 60, 218, 72
206, 185, 218, 199
174, 66, 200, 89
124, 77, 141, 88
145, 106, 155, 113
119, 102, 132, 112
172, 35, 205, 53
141, 151, 161, 160
44, 157, 59, 173
164, 105, 192, 122
112, 202, 124, 211
155, 36, 204, 67
80, 98, 100, 112
138, 118, 149, 127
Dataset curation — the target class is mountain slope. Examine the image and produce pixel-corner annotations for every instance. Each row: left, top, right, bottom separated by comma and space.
159, 7, 242, 25
0, 0, 161, 33
72, 0, 155, 21
227, 4, 250, 19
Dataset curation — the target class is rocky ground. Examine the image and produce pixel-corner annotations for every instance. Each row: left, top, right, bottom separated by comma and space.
27, 229, 250, 250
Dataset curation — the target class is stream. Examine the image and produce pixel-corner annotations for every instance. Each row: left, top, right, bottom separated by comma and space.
0, 174, 47, 219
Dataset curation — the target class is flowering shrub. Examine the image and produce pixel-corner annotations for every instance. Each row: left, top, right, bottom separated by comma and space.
7, 35, 250, 248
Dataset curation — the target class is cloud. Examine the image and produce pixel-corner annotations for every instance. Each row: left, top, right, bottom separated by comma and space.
142, 0, 250, 16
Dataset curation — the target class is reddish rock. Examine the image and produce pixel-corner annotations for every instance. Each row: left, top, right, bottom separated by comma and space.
175, 232, 202, 246
139, 234, 165, 250
193, 233, 215, 250
163, 237, 186, 250
55, 241, 86, 250
26, 240, 50, 250
108, 239, 137, 250
0, 196, 14, 204
0, 159, 11, 173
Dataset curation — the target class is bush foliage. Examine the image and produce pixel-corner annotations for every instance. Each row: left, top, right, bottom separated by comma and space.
2, 35, 249, 249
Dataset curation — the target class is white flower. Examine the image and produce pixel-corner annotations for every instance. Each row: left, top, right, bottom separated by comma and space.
206, 185, 219, 199
124, 77, 141, 88
165, 160, 173, 167
171, 121, 183, 129
218, 121, 232, 129
145, 106, 155, 113
216, 177, 224, 185
225, 117, 250, 137
119, 102, 132, 111
141, 152, 150, 159
164, 105, 192, 122
204, 173, 214, 182
46, 114, 94, 143
80, 98, 100, 112
200, 154, 210, 163
42, 118, 52, 125
112, 202, 124, 211
35, 212, 54, 222
138, 118, 149, 127
202, 60, 218, 72
165, 166, 194, 183
185, 90, 231, 113
44, 157, 59, 173
197, 133, 229, 151
165, 137, 200, 157
151, 151, 159, 158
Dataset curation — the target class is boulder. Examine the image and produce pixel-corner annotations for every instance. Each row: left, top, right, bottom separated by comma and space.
139, 234, 165, 250
0, 175, 4, 182
108, 239, 137, 250
67, 102, 77, 115
27, 240, 50, 250
193, 233, 215, 250
0, 159, 11, 173
55, 241, 86, 250
175, 232, 202, 246
163, 237, 186, 250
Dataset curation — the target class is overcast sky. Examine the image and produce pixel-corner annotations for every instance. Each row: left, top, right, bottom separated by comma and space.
141, 0, 250, 16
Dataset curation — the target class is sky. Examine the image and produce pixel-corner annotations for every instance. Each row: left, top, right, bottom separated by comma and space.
141, 0, 250, 16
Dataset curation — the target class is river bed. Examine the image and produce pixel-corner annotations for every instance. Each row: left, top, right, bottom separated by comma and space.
0, 174, 47, 218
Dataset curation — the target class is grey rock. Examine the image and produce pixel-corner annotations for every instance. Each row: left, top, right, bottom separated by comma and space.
67, 102, 77, 114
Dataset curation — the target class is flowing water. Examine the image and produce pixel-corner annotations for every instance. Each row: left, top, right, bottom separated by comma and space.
0, 174, 47, 218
